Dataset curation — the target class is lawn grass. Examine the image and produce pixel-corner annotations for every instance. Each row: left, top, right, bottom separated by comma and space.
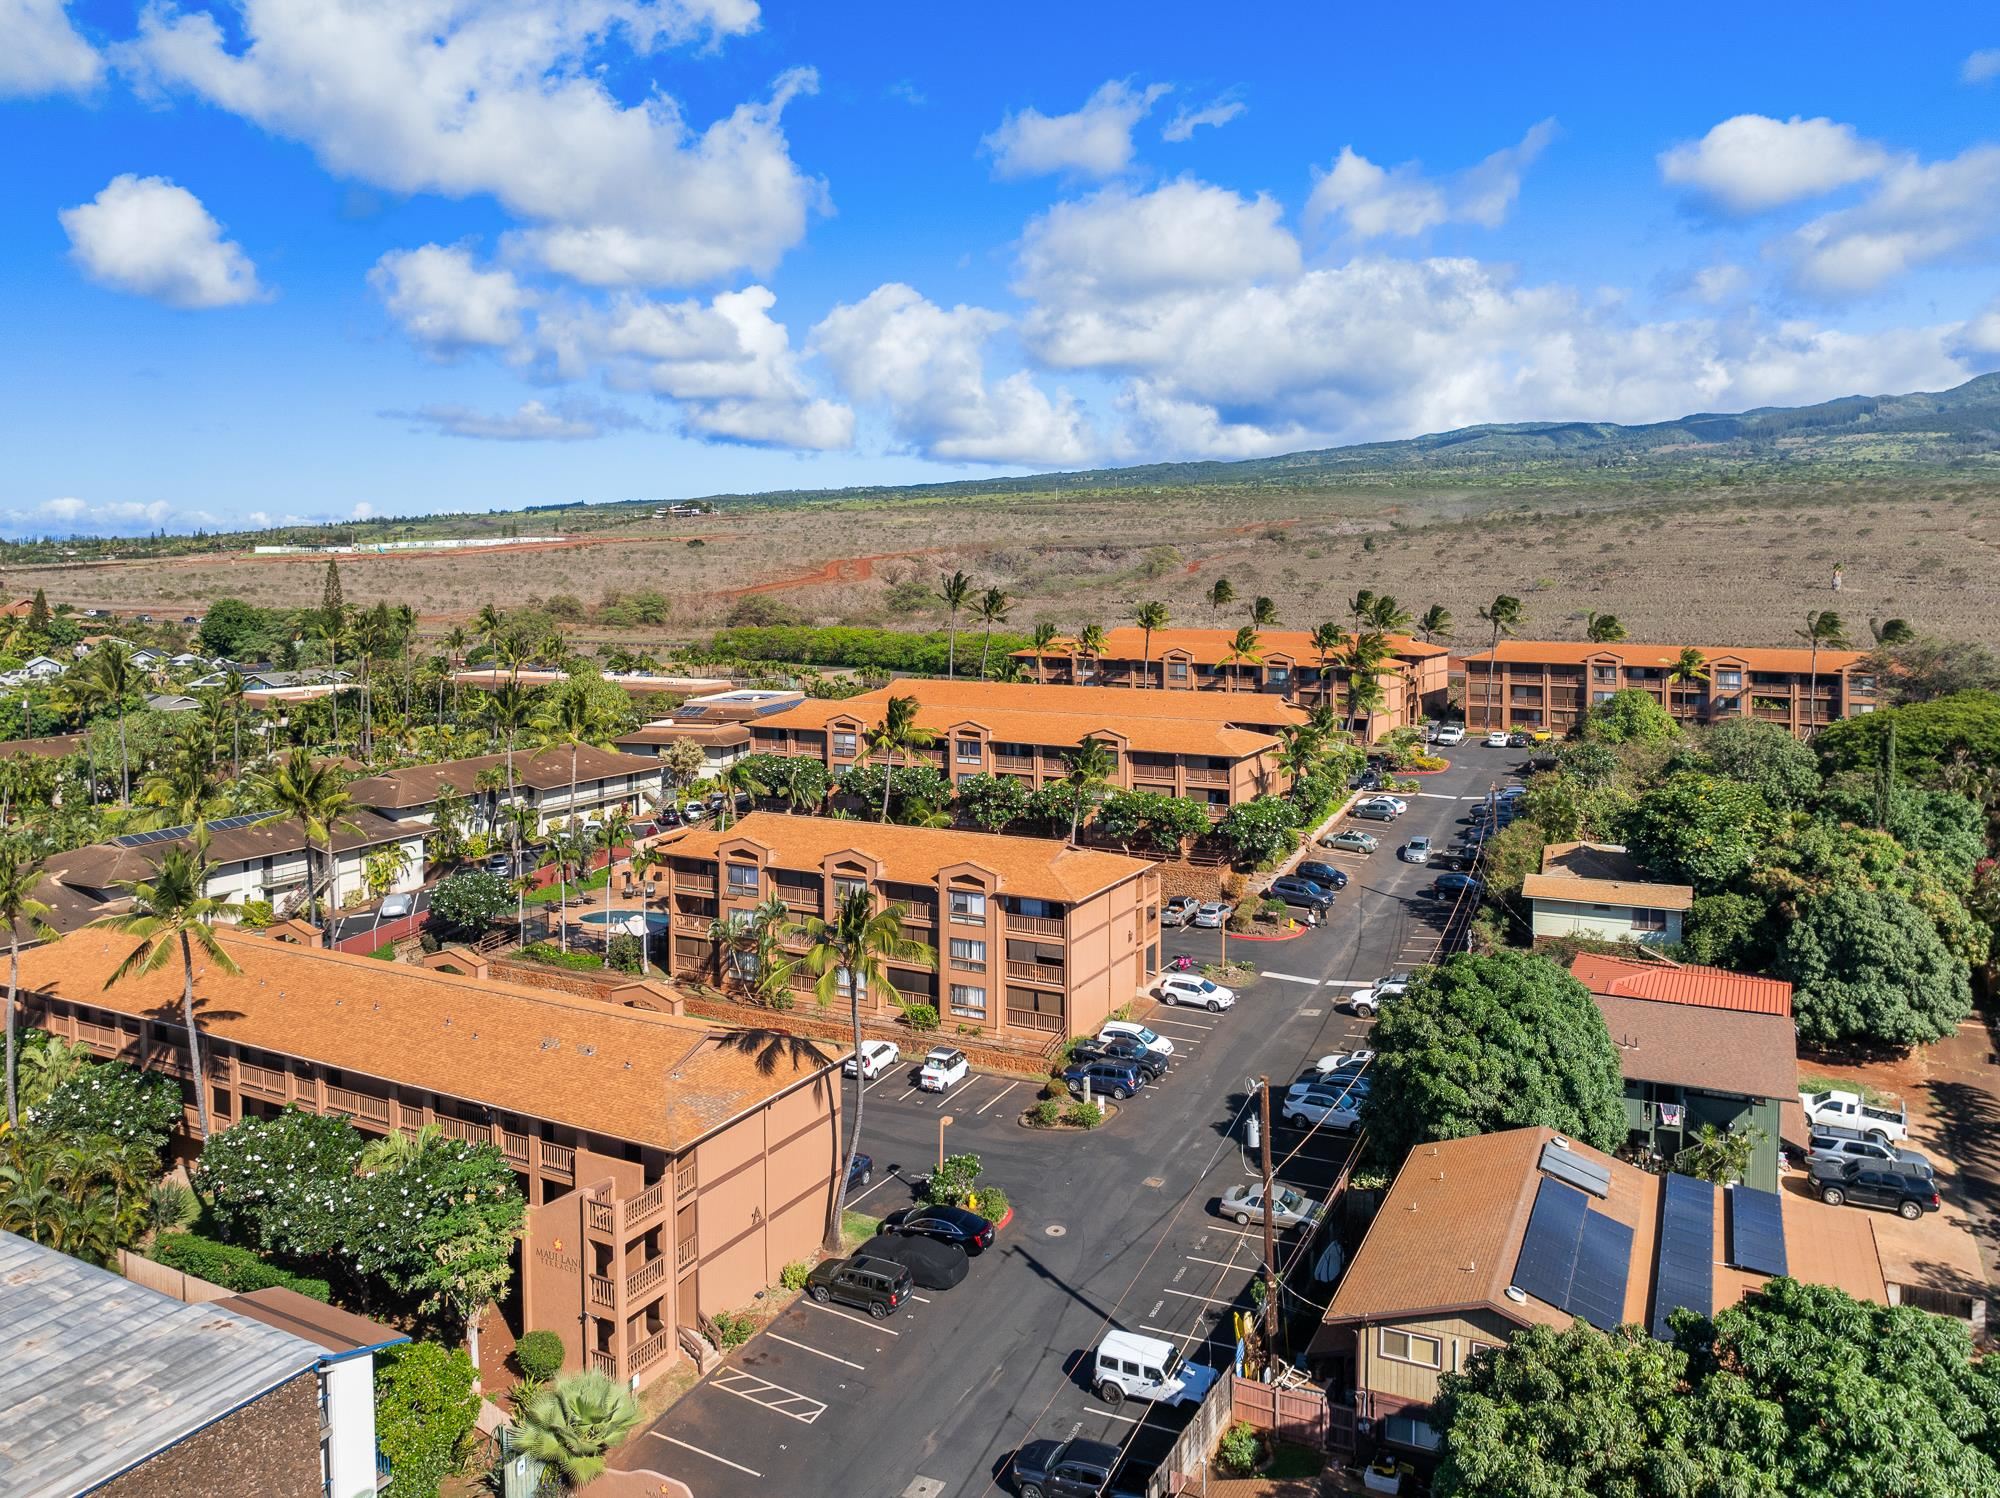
524, 865, 613, 905
365, 941, 396, 962
1800, 1073, 1894, 1106
840, 1209, 882, 1252
1265, 1442, 1325, 1480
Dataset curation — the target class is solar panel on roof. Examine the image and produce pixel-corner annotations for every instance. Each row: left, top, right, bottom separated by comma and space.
111, 810, 275, 849
1569, 1211, 1634, 1327
1539, 1139, 1613, 1198
1652, 1173, 1716, 1340
1728, 1186, 1788, 1277
1511, 1178, 1634, 1326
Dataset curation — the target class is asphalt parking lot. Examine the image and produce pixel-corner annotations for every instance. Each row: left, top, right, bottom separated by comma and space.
624, 746, 1532, 1498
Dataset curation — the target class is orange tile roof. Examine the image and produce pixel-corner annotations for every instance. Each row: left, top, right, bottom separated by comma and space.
1456, 639, 1869, 672
14, 934, 832, 1151
821, 678, 1308, 729
1018, 625, 1448, 665
669, 811, 1153, 903
1570, 953, 1793, 1017
767, 693, 1280, 759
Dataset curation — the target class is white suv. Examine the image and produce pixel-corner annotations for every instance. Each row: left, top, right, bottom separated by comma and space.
1349, 974, 1412, 1017
1157, 975, 1235, 1011
1432, 724, 1466, 746
844, 1039, 901, 1080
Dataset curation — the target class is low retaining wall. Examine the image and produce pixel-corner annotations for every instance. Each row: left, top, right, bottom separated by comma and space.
118, 1249, 232, 1305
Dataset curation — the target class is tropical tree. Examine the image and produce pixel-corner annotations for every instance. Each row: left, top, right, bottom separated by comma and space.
253, 749, 357, 928
515, 1371, 642, 1490
1798, 609, 1851, 730
217, 667, 250, 770
1476, 594, 1525, 731
1134, 600, 1170, 688
771, 888, 935, 1247
80, 639, 141, 802
1584, 611, 1627, 644
710, 757, 769, 832
1222, 625, 1262, 693
1364, 594, 1413, 634
310, 608, 352, 750
441, 624, 471, 720
482, 684, 535, 932
1205, 577, 1234, 621
1075, 622, 1108, 682
973, 587, 1012, 678
936, 569, 974, 677
1417, 604, 1454, 644
1674, 1122, 1765, 1186
866, 696, 935, 821
1027, 620, 1059, 685
1343, 631, 1394, 728
137, 724, 221, 829
1869, 616, 1916, 647
0, 840, 56, 1127
1248, 595, 1278, 628
1665, 646, 1710, 711
1060, 736, 1117, 844
654, 739, 706, 817
1309, 621, 1347, 708
710, 895, 791, 999
1274, 725, 1324, 802
93, 828, 240, 1141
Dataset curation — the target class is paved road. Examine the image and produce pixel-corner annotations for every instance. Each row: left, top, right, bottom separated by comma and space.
623, 747, 1532, 1498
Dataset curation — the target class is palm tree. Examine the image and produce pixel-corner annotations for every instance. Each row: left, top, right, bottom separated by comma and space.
599, 806, 636, 969
442, 624, 471, 720
93, 828, 240, 1141
211, 667, 250, 770
1309, 621, 1347, 710
711, 758, 769, 833
1027, 621, 1059, 685
1347, 590, 1378, 631
1666, 647, 1710, 712
253, 749, 357, 930
0, 841, 56, 1128
81, 640, 140, 803
1061, 736, 1117, 845
483, 685, 535, 932
1584, 611, 1627, 644
1365, 595, 1413, 634
1869, 617, 1915, 647
1248, 596, 1278, 628
1075, 623, 1109, 683
1134, 601, 1170, 688
973, 587, 1012, 679
138, 726, 221, 829
1417, 605, 1454, 644
515, 1371, 642, 1490
936, 570, 974, 677
1343, 632, 1393, 730
1222, 625, 1262, 694
358, 1121, 449, 1174
535, 679, 618, 880
1797, 610, 1851, 732
310, 609, 351, 751
1477, 595, 1525, 732
1273, 725, 1324, 803
771, 888, 935, 1247
866, 696, 934, 822
710, 895, 790, 998
1205, 577, 1234, 622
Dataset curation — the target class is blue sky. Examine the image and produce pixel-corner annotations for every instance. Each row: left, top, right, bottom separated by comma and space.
4, 1, 1998, 536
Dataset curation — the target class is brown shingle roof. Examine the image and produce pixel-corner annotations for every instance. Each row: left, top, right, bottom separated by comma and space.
615, 723, 752, 748
348, 747, 657, 808
767, 695, 1279, 758
670, 812, 1152, 904
1457, 639, 1868, 673
13, 935, 832, 1152
1019, 625, 1448, 666
1523, 873, 1695, 911
1595, 993, 1798, 1100
1569, 953, 1792, 1017
43, 812, 414, 900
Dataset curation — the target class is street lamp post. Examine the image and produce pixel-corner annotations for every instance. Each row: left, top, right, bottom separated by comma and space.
938, 1114, 953, 1171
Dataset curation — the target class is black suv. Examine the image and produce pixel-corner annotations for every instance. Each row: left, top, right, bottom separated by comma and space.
1012, 1436, 1142, 1498
1071, 1035, 1167, 1080
804, 1253, 914, 1318
1811, 1158, 1940, 1219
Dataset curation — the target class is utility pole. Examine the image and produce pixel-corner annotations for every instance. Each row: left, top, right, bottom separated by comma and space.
1258, 1074, 1277, 1351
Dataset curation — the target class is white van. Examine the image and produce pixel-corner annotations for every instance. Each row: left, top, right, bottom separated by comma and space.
1092, 1329, 1218, 1407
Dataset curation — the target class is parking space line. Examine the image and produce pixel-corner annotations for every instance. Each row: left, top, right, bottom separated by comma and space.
766, 1331, 865, 1371
1146, 1016, 1216, 1030
711, 1368, 828, 1424
909, 1293, 933, 1303
1184, 1253, 1250, 1270
804, 1299, 901, 1334
1260, 971, 1320, 985
1320, 979, 1369, 988
844, 1172, 900, 1208
650, 1434, 763, 1477
974, 1082, 1021, 1116
1086, 1407, 1142, 1425
1161, 1287, 1240, 1305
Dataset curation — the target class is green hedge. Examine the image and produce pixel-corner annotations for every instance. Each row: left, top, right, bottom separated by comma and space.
150, 1232, 331, 1301
704, 624, 1031, 675
518, 942, 609, 971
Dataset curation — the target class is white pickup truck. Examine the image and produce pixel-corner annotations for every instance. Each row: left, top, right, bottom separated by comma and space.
1799, 1088, 1908, 1142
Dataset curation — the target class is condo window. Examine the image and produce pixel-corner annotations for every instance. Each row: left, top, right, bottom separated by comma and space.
949, 938, 987, 972
1714, 669, 1743, 688
726, 863, 759, 894
1378, 1328, 1442, 1368
1168, 661, 1189, 679
1592, 690, 1615, 704
1851, 675, 1876, 694
1383, 1415, 1443, 1451
833, 877, 870, 904
1268, 664, 1290, 683
957, 738, 983, 764
832, 732, 858, 757
949, 890, 987, 923
949, 984, 988, 1020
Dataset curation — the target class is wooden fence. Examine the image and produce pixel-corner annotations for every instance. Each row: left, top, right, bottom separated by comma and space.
1147, 1370, 1236, 1497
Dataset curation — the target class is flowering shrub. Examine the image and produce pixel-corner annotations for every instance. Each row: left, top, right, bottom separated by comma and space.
24, 1041, 183, 1164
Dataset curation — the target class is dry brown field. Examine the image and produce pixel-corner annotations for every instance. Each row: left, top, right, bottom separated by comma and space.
11, 477, 2000, 649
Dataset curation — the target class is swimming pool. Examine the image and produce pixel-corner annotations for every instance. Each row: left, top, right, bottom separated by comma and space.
576, 910, 672, 933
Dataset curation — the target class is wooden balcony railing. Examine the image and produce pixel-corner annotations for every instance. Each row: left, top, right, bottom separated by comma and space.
1005, 1008, 1066, 1033
238, 1063, 287, 1101
435, 1115, 488, 1145
1004, 912, 1063, 937
626, 1181, 667, 1226
1182, 767, 1229, 785
627, 1257, 668, 1299
993, 754, 1035, 773
1007, 961, 1065, 986
540, 1141, 576, 1176
585, 1199, 615, 1235
500, 1129, 530, 1166
673, 876, 717, 894
587, 1274, 616, 1309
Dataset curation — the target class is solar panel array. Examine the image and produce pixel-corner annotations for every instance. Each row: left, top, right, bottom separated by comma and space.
1728, 1186, 1789, 1277
1510, 1178, 1633, 1326
1539, 1139, 1612, 1198
1652, 1172, 1716, 1340
112, 811, 276, 849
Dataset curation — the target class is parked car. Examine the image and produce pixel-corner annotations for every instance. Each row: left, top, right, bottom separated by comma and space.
1267, 875, 1334, 912
1351, 801, 1399, 823
1373, 794, 1410, 813
848, 1151, 875, 1192
1294, 860, 1350, 890
804, 1253, 913, 1319
1010, 1436, 1142, 1498
1485, 730, 1510, 747
1433, 724, 1466, 746
1281, 1084, 1365, 1130
374, 892, 414, 923
1063, 1060, 1146, 1100
863, 1233, 968, 1290
1349, 974, 1412, 1017
1219, 1183, 1322, 1229
1808, 1127, 1932, 1176
1811, 1158, 1939, 1219
1347, 767, 1384, 792
1161, 895, 1199, 928
1799, 1088, 1908, 1142
1430, 851, 1478, 872
1099, 1020, 1174, 1056
918, 1047, 969, 1092
1288, 1068, 1370, 1103
1399, 836, 1433, 864
1091, 1329, 1218, 1407
1430, 873, 1485, 898
880, 1204, 998, 1251
1496, 783, 1529, 801
845, 1039, 901, 1080
1156, 974, 1236, 1011
1306, 1048, 1376, 1077
1191, 900, 1232, 928
1320, 829, 1379, 854
1071, 1038, 1167, 1081
1507, 731, 1532, 748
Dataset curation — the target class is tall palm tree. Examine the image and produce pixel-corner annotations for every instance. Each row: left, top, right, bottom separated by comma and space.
1798, 610, 1850, 732
1309, 621, 1347, 710
1249, 596, 1279, 628
310, 608, 353, 751
81, 640, 140, 803
973, 587, 1012, 679
711, 757, 769, 832
1417, 605, 1454, 644
516, 1371, 642, 1490
483, 685, 535, 932
936, 570, 974, 678
1273, 725, 1324, 802
253, 749, 357, 930
1666, 647, 1710, 714
596, 807, 634, 966
0, 841, 56, 1128
1343, 632, 1394, 730
1477, 595, 1525, 732
1584, 612, 1627, 644
1205, 577, 1234, 622
710, 895, 790, 997
772, 888, 935, 1247
1347, 590, 1378, 631
1075, 623, 1108, 683
866, 696, 935, 822
474, 603, 505, 665
137, 727, 222, 830
1028, 621, 1059, 685
1134, 601, 1170, 688
1222, 625, 1262, 694
94, 827, 239, 1141
442, 624, 471, 721
1061, 736, 1117, 845
535, 679, 618, 874
1365, 595, 1413, 634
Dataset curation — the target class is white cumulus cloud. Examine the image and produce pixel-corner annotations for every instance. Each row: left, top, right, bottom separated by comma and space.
0, 0, 102, 95
1162, 96, 1244, 143
1779, 144, 2000, 296
126, 0, 820, 287
1658, 114, 1889, 214
370, 244, 531, 352
58, 174, 263, 308
386, 397, 640, 441
4, 496, 177, 538
1963, 49, 2000, 84
983, 79, 1171, 179
1308, 120, 1556, 238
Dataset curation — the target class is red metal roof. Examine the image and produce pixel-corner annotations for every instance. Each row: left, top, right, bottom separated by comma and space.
1568, 952, 1792, 1017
